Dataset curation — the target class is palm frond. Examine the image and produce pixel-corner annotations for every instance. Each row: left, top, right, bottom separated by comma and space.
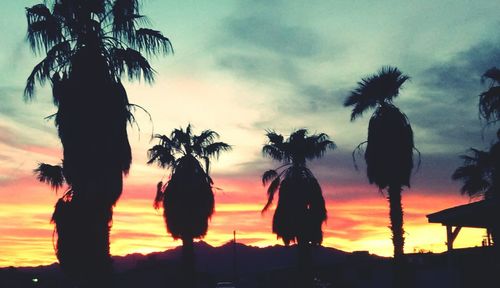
109, 47, 154, 82
262, 144, 284, 161
289, 129, 308, 141
25, 60, 48, 100
313, 139, 336, 157
111, 0, 141, 42
262, 169, 278, 185
154, 134, 173, 145
133, 28, 173, 56
185, 124, 192, 138
351, 141, 367, 170
202, 155, 211, 176
305, 133, 336, 160
153, 181, 164, 210
452, 147, 493, 199
25, 58, 56, 100
148, 126, 230, 173
147, 144, 176, 168
452, 166, 490, 197
24, 40, 72, 99
192, 129, 218, 156
170, 127, 191, 154
345, 66, 409, 121
479, 85, 500, 123
265, 130, 284, 146
193, 129, 219, 147
262, 176, 281, 212
461, 148, 490, 166
26, 19, 63, 54
26, 4, 64, 54
481, 67, 500, 84
127, 103, 152, 128
344, 90, 377, 121
26, 0, 172, 100
26, 4, 52, 23
203, 142, 232, 159
34, 163, 65, 190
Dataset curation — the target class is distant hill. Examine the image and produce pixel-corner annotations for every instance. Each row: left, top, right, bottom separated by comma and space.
1, 242, 496, 288
0, 241, 375, 287
111, 240, 352, 274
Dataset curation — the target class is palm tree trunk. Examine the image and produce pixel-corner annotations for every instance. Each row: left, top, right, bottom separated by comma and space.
297, 239, 313, 288
78, 199, 113, 288
181, 236, 195, 288
54, 197, 113, 288
388, 185, 405, 288
388, 185, 404, 257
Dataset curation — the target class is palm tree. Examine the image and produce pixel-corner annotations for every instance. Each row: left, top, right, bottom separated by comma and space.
477, 67, 500, 248
148, 124, 231, 288
25, 1, 172, 286
261, 129, 335, 287
452, 148, 493, 200
468, 67, 500, 250
452, 147, 495, 244
344, 66, 414, 263
479, 67, 500, 125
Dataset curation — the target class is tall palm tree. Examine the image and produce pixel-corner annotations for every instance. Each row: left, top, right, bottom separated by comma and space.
261, 129, 335, 287
25, 0, 172, 286
344, 66, 414, 262
148, 124, 231, 288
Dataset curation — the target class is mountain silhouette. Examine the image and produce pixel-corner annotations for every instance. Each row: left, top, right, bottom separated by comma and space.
1, 243, 495, 288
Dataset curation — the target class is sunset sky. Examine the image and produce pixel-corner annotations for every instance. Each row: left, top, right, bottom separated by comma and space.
1, 0, 500, 267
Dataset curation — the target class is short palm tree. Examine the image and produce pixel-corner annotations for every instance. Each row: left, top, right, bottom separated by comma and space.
452, 147, 495, 244
479, 67, 500, 125
478, 68, 500, 199
477, 67, 500, 247
452, 148, 493, 200
261, 129, 335, 286
344, 66, 414, 261
148, 124, 231, 288
25, 0, 171, 286
489, 136, 500, 247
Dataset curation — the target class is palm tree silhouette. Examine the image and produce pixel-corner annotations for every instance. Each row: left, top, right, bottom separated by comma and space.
479, 67, 500, 125
489, 134, 500, 247
477, 67, 500, 247
452, 147, 496, 244
344, 67, 414, 265
261, 129, 335, 287
148, 124, 231, 288
479, 68, 500, 197
452, 148, 494, 200
25, 1, 172, 286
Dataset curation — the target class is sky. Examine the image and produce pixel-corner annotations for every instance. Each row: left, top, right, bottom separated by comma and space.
1, 0, 500, 267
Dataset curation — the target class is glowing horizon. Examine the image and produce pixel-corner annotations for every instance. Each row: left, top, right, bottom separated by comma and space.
0, 171, 488, 267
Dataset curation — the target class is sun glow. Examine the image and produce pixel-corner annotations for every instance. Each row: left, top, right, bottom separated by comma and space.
0, 170, 487, 267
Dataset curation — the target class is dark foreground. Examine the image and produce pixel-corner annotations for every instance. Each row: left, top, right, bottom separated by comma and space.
0, 242, 496, 288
